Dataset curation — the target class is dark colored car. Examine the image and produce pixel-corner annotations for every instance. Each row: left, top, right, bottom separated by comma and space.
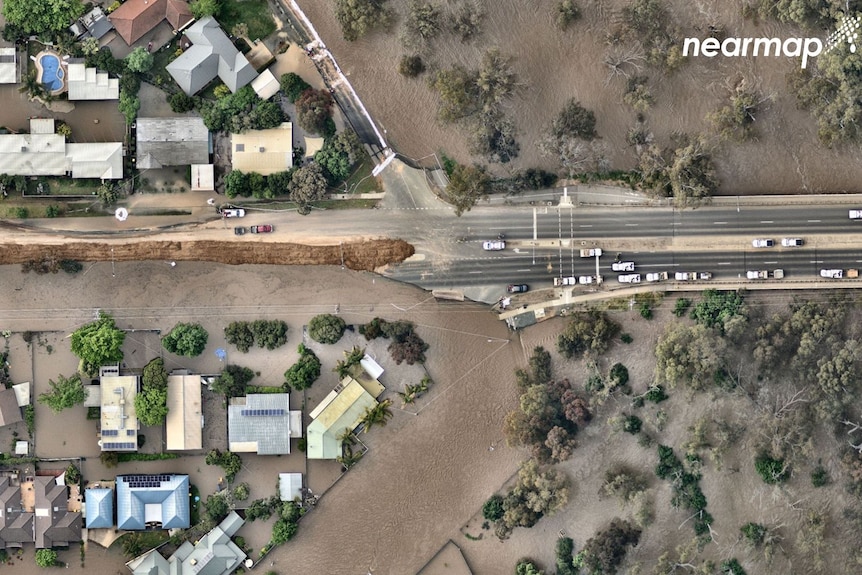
234, 227, 247, 235
250, 225, 274, 233
507, 284, 529, 293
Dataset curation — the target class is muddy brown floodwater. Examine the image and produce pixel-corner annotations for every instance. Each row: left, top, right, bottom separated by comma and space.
295, 0, 862, 194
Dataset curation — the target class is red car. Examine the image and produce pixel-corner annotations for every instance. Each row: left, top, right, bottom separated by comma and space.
250, 225, 273, 234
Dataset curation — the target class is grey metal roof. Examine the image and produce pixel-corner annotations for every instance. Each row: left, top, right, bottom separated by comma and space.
136, 117, 210, 169
85, 488, 113, 528
228, 394, 293, 455
116, 475, 190, 530
166, 17, 257, 96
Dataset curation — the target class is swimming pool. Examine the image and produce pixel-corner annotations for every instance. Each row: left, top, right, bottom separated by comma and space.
39, 53, 63, 92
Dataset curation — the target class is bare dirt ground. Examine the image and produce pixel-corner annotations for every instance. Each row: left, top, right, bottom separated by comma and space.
294, 0, 862, 194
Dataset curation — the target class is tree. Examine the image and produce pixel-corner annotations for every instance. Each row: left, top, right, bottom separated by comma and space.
555, 536, 577, 575
203, 493, 230, 525
654, 323, 726, 391
451, 1, 483, 42
169, 92, 196, 113
271, 517, 299, 544
205, 449, 243, 482
398, 54, 425, 77
295, 89, 334, 135
249, 100, 285, 130
142, 358, 168, 389
35, 548, 57, 567
124, 47, 153, 73
430, 65, 479, 123
118, 91, 140, 125
224, 170, 251, 198
212, 365, 255, 397
308, 313, 346, 344
581, 518, 641, 575
283, 344, 321, 391
135, 386, 169, 426
388, 331, 429, 365
500, 458, 569, 533
446, 163, 490, 216
80, 36, 100, 56
280, 73, 312, 102
190, 0, 221, 19
250, 320, 289, 350
232, 482, 250, 501
483, 494, 505, 521
3, 0, 83, 34
64, 463, 82, 485
162, 322, 208, 357
96, 181, 120, 206
225, 321, 254, 352
290, 163, 328, 213
334, 0, 392, 41
755, 454, 789, 484
360, 398, 393, 432
557, 310, 621, 359
515, 560, 545, 575
402, 0, 442, 47
668, 137, 718, 208
545, 426, 577, 462
555, 0, 581, 30
70, 312, 125, 375
314, 130, 365, 185
552, 99, 597, 141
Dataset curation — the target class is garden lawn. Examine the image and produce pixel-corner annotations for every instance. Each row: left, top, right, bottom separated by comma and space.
221, 0, 277, 41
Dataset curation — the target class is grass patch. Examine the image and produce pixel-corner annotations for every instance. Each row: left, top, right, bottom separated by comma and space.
117, 453, 180, 463
221, 0, 277, 41
340, 156, 382, 195
315, 198, 379, 210
33, 178, 103, 197
246, 385, 286, 394
190, 484, 201, 525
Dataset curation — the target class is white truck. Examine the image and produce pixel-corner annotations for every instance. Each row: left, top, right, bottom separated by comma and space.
580, 248, 602, 258
820, 269, 859, 279
850, 210, 862, 220
675, 271, 713, 281
618, 274, 641, 284
578, 275, 595, 285
746, 269, 785, 280
221, 208, 246, 218
611, 261, 635, 272
554, 276, 577, 286
646, 272, 668, 282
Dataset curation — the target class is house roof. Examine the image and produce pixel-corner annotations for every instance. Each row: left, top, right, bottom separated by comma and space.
116, 475, 190, 530
33, 476, 82, 548
231, 123, 293, 176
306, 378, 378, 459
166, 17, 257, 95
251, 69, 279, 100
81, 6, 114, 40
136, 117, 210, 169
0, 388, 22, 427
165, 375, 202, 451
278, 473, 302, 502
0, 477, 27, 548
190, 164, 214, 191
129, 512, 245, 575
84, 488, 113, 528
108, 0, 193, 45
0, 48, 16, 84
67, 61, 119, 100
227, 394, 299, 455
100, 375, 139, 451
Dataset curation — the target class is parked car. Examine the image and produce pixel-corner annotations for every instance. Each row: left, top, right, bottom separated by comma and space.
554, 277, 576, 286
781, 238, 804, 247
483, 240, 506, 251
222, 208, 246, 218
646, 272, 668, 282
617, 274, 641, 284
675, 271, 713, 281
251, 225, 273, 233
234, 226, 247, 235
611, 261, 635, 272
752, 238, 774, 248
578, 276, 594, 285
850, 210, 862, 219
507, 284, 529, 293
580, 248, 602, 257
821, 269, 843, 279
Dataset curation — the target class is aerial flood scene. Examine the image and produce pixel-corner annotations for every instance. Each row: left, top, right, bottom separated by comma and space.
2, 1, 862, 574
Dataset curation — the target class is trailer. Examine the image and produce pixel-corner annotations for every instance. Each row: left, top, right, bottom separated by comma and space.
580, 248, 602, 258
554, 276, 577, 286
646, 271, 668, 282
746, 269, 785, 280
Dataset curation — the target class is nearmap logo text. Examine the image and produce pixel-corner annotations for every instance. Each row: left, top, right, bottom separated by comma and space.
683, 14, 861, 69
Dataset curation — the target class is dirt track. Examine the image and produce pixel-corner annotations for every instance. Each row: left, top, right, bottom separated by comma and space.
0, 238, 415, 271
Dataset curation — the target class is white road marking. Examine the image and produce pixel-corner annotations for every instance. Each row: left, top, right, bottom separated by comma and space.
714, 221, 727, 225
808, 219, 821, 223
764, 261, 778, 264
811, 260, 823, 264
579, 225, 593, 228
516, 269, 531, 272
760, 220, 774, 224
468, 271, 482, 274
717, 262, 731, 265
625, 223, 638, 227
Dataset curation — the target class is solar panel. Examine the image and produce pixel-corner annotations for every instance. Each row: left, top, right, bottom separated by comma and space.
240, 408, 286, 416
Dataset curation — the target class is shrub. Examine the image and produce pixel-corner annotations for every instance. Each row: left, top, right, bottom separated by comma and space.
280, 72, 311, 102
811, 463, 830, 487
162, 322, 208, 357
639, 303, 653, 319
482, 494, 504, 522
169, 92, 196, 113
623, 415, 642, 434
398, 54, 425, 77
308, 314, 346, 344
755, 454, 789, 484
609, 363, 629, 386
620, 333, 633, 344
741, 522, 766, 547
283, 344, 321, 391
673, 298, 691, 317
60, 259, 82, 274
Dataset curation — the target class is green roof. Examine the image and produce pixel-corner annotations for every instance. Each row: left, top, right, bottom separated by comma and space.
306, 380, 377, 459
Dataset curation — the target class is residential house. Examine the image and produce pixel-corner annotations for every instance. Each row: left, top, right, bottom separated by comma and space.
0, 388, 22, 427
0, 475, 82, 549
71, 6, 114, 40
227, 394, 302, 455
100, 367, 139, 452
165, 374, 202, 451
251, 69, 279, 100
84, 487, 113, 529
230, 123, 293, 176
116, 474, 190, 530
66, 60, 119, 100
135, 117, 210, 169
108, 0, 193, 46
0, 119, 122, 179
126, 511, 245, 575
0, 48, 17, 84
167, 16, 258, 96
306, 376, 384, 460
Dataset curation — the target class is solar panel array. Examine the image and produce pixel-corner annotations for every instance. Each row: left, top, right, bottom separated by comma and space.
124, 475, 171, 488
240, 408, 286, 417
103, 442, 135, 450
102, 429, 119, 436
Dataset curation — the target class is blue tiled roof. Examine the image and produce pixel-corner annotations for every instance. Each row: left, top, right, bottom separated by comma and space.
85, 488, 114, 529
116, 475, 190, 530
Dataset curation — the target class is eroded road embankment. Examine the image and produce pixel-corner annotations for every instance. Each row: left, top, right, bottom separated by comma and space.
0, 239, 415, 272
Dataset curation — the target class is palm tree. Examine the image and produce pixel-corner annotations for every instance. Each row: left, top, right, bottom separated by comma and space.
337, 427, 355, 446
360, 399, 393, 432
333, 360, 350, 379
398, 388, 417, 406
336, 444, 364, 470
